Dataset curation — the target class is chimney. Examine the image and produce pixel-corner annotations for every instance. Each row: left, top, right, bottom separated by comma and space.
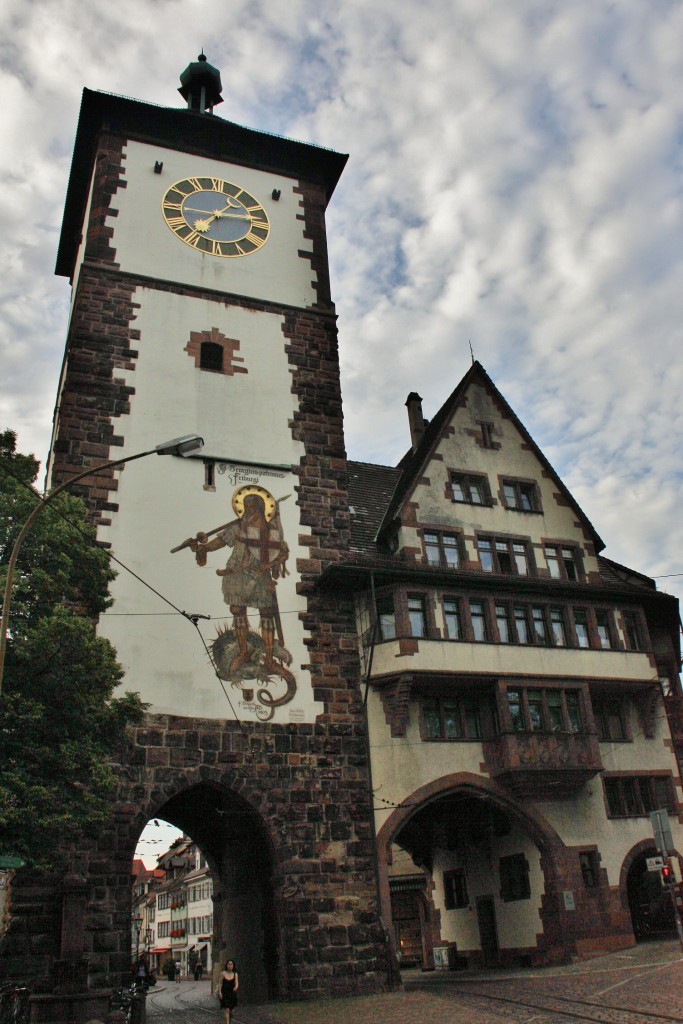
405, 392, 425, 451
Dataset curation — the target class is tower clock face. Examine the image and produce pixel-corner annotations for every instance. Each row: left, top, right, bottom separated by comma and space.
161, 176, 270, 257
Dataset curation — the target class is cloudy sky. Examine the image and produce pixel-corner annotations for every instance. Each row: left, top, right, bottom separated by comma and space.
2, 0, 683, 629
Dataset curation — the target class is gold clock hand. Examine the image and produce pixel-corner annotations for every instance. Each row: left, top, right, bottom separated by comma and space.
192, 211, 251, 232
183, 200, 245, 217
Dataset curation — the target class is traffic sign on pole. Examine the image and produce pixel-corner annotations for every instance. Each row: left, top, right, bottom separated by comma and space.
650, 809, 674, 855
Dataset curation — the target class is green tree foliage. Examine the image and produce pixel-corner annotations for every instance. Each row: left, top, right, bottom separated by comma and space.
0, 430, 145, 867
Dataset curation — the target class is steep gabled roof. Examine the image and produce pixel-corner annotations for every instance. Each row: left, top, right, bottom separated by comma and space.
131, 858, 147, 879
348, 461, 401, 553
374, 361, 605, 553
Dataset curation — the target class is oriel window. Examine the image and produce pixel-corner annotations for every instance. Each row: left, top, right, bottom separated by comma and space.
443, 598, 463, 640
376, 592, 396, 641
408, 595, 427, 638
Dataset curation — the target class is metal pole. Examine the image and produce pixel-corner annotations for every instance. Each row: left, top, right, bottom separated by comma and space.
666, 859, 683, 952
131, 984, 147, 1024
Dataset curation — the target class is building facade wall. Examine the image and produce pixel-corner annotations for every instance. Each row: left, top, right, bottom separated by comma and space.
364, 372, 683, 966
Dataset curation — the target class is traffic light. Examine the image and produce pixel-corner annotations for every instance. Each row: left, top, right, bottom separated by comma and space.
661, 864, 672, 884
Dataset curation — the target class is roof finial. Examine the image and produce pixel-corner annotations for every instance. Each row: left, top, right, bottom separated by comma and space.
178, 52, 223, 113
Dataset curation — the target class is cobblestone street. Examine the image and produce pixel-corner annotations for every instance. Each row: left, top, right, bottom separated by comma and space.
146, 938, 683, 1024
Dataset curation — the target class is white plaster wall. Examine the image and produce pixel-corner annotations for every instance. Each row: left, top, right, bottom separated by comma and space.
536, 789, 672, 892
432, 827, 543, 951
368, 692, 484, 837
599, 694, 680, 772
119, 287, 303, 465
111, 140, 317, 308
98, 457, 317, 723
96, 286, 320, 723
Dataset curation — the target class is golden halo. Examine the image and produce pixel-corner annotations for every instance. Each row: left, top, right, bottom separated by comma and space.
232, 485, 277, 522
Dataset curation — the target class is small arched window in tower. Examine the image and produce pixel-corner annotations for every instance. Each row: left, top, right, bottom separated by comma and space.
200, 341, 224, 372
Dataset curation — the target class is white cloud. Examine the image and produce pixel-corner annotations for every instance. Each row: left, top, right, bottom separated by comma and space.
1, 0, 682, 605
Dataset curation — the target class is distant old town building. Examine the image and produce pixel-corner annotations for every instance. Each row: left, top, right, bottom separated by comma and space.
2, 54, 682, 1022
131, 838, 213, 976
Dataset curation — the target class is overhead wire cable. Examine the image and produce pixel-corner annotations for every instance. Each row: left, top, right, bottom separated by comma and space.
0, 457, 192, 619
185, 615, 252, 748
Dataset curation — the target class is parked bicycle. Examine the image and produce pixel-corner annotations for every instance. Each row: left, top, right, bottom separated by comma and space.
0, 982, 29, 1024
110, 980, 147, 1024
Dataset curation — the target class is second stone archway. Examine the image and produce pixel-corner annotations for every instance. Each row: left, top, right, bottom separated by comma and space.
377, 772, 632, 968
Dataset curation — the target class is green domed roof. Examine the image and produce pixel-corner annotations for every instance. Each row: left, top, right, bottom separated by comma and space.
178, 52, 223, 110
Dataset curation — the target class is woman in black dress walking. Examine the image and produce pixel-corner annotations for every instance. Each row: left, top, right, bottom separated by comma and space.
218, 959, 239, 1023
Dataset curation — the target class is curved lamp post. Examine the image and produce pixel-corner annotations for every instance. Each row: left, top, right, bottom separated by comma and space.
0, 434, 204, 694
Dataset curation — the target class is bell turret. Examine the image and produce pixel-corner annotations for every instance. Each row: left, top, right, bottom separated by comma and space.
178, 52, 223, 113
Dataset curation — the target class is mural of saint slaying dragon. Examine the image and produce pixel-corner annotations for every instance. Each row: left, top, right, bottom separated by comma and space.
172, 485, 296, 720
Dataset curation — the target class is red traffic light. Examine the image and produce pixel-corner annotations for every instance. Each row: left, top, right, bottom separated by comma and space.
662, 865, 672, 882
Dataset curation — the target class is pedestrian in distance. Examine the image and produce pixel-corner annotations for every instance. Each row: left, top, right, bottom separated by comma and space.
133, 958, 149, 987
175, 959, 182, 982
218, 959, 239, 1024
193, 960, 203, 981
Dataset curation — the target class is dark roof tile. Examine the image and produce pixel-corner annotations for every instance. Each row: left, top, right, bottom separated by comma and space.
347, 461, 400, 553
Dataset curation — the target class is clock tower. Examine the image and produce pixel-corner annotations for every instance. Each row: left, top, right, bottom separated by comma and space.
34, 56, 391, 1006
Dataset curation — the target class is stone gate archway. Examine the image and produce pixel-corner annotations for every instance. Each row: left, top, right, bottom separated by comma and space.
134, 780, 280, 1002
2, 711, 391, 1013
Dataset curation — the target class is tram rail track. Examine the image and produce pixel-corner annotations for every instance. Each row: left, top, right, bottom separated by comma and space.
445, 984, 683, 1024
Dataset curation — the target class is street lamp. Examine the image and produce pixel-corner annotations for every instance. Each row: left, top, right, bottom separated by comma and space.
0, 434, 204, 693
132, 913, 143, 961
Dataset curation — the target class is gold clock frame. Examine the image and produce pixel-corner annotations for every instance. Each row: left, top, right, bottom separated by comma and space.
161, 176, 270, 257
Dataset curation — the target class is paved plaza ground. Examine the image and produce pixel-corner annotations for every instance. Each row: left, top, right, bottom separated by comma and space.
146, 937, 683, 1023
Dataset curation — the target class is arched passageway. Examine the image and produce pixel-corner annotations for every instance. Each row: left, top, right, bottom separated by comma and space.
377, 772, 634, 970
2, 715, 390, 1013
387, 789, 548, 969
138, 781, 279, 1003
623, 844, 676, 940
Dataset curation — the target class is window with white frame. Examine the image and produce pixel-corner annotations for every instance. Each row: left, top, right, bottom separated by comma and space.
423, 531, 462, 568
502, 479, 539, 512
451, 472, 490, 505
478, 537, 531, 575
